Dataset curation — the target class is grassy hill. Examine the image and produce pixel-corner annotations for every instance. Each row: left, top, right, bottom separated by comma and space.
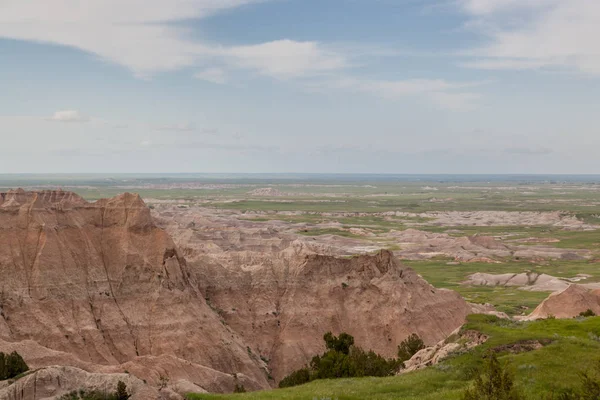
188, 315, 600, 400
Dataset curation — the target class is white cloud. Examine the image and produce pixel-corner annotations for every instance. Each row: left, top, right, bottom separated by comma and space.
194, 67, 228, 84
460, 0, 600, 75
0, 0, 482, 110
0, 1, 350, 81
226, 40, 347, 79
460, 0, 558, 15
0, 0, 263, 76
48, 110, 89, 122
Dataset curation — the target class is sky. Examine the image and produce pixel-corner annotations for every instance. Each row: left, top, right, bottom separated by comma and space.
0, 0, 599, 174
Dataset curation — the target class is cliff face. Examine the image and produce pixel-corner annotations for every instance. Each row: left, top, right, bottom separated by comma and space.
0, 190, 268, 393
203, 250, 471, 381
156, 208, 473, 381
0, 190, 472, 396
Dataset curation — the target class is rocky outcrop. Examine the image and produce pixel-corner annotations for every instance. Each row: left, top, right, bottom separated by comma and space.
524, 284, 600, 320
464, 272, 600, 293
402, 329, 488, 373
0, 190, 268, 393
0, 366, 157, 400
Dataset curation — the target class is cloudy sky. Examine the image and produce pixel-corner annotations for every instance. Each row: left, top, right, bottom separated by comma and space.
1, 0, 599, 174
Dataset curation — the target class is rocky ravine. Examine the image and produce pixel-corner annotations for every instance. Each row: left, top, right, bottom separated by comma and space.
154, 206, 474, 382
0, 190, 472, 398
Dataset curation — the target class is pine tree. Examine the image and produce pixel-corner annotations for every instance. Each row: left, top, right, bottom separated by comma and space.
463, 352, 524, 400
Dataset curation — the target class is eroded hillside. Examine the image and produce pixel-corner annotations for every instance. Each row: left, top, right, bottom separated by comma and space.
0, 190, 473, 398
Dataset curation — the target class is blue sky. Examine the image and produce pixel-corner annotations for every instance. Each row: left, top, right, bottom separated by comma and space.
1, 0, 599, 173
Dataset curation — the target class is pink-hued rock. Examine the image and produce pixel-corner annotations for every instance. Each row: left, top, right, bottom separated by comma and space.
0, 190, 268, 393
524, 284, 600, 320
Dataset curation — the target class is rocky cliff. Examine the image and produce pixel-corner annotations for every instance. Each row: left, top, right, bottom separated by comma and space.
0, 190, 474, 397
0, 190, 268, 397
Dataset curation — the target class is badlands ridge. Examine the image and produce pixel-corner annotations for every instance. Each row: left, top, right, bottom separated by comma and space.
0, 190, 476, 399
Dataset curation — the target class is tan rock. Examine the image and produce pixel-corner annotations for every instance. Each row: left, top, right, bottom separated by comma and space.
525, 284, 600, 320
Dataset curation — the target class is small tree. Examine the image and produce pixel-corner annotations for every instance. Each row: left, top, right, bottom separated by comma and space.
279, 368, 311, 388
116, 380, 130, 400
0, 351, 29, 381
462, 352, 524, 400
324, 332, 354, 355
280, 331, 400, 388
233, 384, 246, 393
397, 334, 425, 363
579, 309, 596, 317
158, 374, 169, 390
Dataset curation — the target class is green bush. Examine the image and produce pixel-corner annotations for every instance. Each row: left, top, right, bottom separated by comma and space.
324, 331, 354, 355
0, 351, 29, 381
347, 347, 401, 378
279, 368, 311, 388
579, 309, 596, 318
233, 384, 246, 393
279, 332, 401, 388
397, 334, 425, 364
59, 381, 129, 400
462, 352, 524, 400
554, 360, 600, 400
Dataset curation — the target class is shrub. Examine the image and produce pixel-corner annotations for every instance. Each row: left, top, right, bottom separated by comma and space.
397, 334, 425, 364
279, 332, 401, 388
347, 347, 401, 378
279, 368, 311, 388
233, 384, 246, 393
554, 360, 600, 400
158, 374, 169, 390
324, 332, 354, 355
59, 381, 129, 400
115, 381, 130, 400
310, 349, 352, 379
579, 309, 596, 317
0, 351, 29, 381
462, 351, 524, 400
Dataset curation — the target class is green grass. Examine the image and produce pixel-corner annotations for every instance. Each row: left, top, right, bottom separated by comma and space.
187, 315, 600, 400
297, 228, 363, 239
404, 259, 600, 316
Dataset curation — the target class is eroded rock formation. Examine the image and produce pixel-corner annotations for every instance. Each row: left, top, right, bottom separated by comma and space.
0, 190, 475, 396
0, 189, 268, 397
155, 208, 473, 381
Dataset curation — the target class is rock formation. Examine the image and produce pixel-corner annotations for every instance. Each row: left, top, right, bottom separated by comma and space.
525, 284, 600, 320
155, 208, 474, 381
0, 189, 268, 397
0, 190, 476, 396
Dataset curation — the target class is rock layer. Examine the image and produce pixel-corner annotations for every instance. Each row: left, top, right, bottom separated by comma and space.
0, 190, 475, 395
0, 190, 268, 394
155, 208, 473, 381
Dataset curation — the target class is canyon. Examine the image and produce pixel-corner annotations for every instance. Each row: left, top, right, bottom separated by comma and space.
0, 190, 473, 399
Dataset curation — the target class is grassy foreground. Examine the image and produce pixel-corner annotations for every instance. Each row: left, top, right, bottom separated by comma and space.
187, 315, 600, 400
